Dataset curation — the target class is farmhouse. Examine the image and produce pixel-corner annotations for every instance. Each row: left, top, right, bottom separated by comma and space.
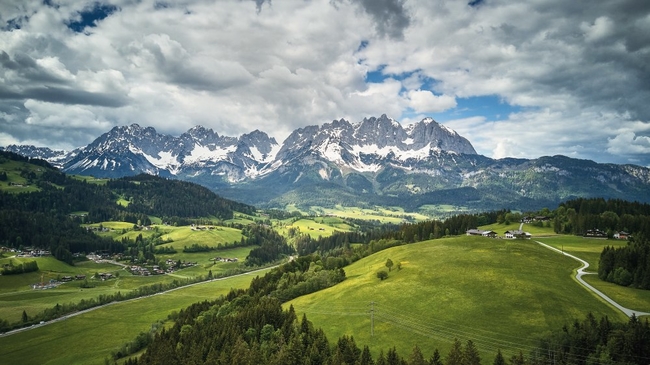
504, 230, 531, 239
613, 231, 630, 240
584, 229, 607, 238
466, 229, 497, 238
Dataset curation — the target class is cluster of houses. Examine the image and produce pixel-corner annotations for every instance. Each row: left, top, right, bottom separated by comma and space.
15, 248, 51, 257
584, 229, 630, 240
60, 275, 86, 282
466, 227, 631, 240
128, 259, 197, 276
521, 216, 551, 223
465, 229, 532, 239
191, 224, 218, 231
210, 257, 238, 263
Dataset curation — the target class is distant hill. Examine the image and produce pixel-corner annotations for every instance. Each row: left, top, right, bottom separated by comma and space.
6, 115, 650, 212
0, 152, 256, 262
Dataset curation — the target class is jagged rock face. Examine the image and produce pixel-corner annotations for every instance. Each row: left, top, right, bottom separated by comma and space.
62, 123, 281, 181
1, 145, 69, 167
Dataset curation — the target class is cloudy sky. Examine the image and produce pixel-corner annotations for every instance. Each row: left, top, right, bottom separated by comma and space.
1, 0, 649, 166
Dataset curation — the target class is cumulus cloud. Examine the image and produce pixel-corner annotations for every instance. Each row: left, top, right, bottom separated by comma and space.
407, 90, 456, 113
0, 0, 648, 166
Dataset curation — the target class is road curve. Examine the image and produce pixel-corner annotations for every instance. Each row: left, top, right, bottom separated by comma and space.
535, 240, 650, 318
0, 266, 275, 338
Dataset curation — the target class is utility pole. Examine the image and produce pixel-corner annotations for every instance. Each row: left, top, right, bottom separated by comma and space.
370, 301, 375, 336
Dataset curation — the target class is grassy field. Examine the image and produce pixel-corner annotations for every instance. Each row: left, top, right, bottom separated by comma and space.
158, 226, 244, 250
275, 217, 354, 239
283, 204, 432, 224
0, 159, 45, 193
0, 244, 256, 324
533, 235, 650, 314
0, 268, 272, 365
286, 235, 626, 362
479, 222, 558, 237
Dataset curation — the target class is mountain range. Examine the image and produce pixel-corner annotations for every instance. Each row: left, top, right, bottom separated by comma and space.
4, 114, 650, 213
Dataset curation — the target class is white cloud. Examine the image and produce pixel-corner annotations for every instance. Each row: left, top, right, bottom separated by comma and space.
407, 90, 456, 113
0, 0, 648, 166
607, 132, 650, 155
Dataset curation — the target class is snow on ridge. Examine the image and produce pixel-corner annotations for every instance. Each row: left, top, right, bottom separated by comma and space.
439, 123, 457, 135
142, 151, 181, 175
249, 143, 282, 164
350, 143, 431, 161
184, 143, 236, 164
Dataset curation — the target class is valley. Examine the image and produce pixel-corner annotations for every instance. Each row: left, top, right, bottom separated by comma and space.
0, 151, 649, 364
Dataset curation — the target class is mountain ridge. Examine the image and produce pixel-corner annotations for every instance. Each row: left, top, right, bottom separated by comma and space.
3, 115, 650, 212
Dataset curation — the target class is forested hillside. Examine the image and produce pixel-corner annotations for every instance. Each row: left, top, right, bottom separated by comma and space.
0, 151, 255, 264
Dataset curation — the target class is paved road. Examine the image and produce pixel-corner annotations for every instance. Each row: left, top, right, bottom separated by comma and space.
0, 266, 274, 338
535, 240, 650, 318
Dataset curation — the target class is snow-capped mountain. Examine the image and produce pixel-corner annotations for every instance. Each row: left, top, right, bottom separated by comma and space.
0, 145, 70, 167
276, 114, 476, 173
63, 124, 279, 181
6, 115, 650, 211
48, 115, 475, 182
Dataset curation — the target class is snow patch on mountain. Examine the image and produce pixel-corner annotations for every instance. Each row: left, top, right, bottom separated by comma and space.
185, 144, 237, 164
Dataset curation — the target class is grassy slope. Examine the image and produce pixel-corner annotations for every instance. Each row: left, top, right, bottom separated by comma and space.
0, 159, 45, 193
535, 235, 650, 313
287, 236, 626, 362
0, 246, 254, 323
158, 226, 244, 250
276, 217, 354, 239
0, 269, 271, 365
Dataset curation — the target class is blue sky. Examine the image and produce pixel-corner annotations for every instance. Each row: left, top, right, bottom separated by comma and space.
0, 0, 649, 166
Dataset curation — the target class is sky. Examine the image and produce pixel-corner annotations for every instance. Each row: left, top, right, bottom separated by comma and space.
1, 0, 650, 166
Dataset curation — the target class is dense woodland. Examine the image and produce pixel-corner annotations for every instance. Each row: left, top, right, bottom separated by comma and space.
553, 198, 650, 238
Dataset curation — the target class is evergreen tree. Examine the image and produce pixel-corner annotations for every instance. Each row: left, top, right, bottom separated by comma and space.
409, 345, 427, 365
21, 310, 28, 323
463, 340, 481, 365
446, 339, 464, 365
493, 350, 505, 365
430, 349, 443, 365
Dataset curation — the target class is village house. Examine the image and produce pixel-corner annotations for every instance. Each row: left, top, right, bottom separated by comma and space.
584, 229, 607, 238
613, 231, 630, 240
504, 230, 532, 239
466, 229, 497, 238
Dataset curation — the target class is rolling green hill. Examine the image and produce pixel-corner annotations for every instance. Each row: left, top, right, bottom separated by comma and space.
286, 235, 627, 361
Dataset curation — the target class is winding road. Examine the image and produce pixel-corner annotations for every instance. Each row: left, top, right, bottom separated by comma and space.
535, 239, 650, 318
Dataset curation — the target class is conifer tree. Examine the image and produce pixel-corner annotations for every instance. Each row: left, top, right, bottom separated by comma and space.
493, 350, 506, 365
463, 340, 481, 365
430, 349, 443, 365
409, 345, 427, 365
446, 339, 464, 365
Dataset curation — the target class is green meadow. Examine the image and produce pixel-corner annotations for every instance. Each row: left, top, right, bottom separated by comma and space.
479, 222, 558, 237
283, 204, 431, 224
0, 269, 271, 365
276, 217, 354, 239
534, 235, 649, 314
0, 159, 46, 193
0, 245, 255, 324
158, 225, 244, 250
287, 235, 626, 362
